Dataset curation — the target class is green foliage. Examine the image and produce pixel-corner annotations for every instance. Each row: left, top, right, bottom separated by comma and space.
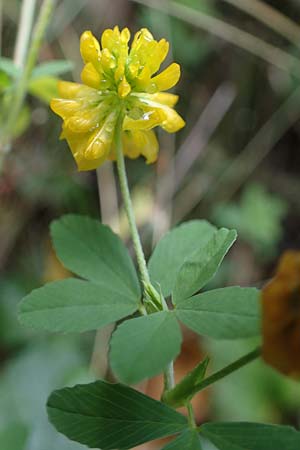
175, 287, 260, 339
162, 429, 203, 449
50, 215, 140, 298
47, 380, 188, 449
18, 213, 285, 450
149, 220, 216, 297
19, 215, 141, 332
110, 311, 182, 384
0, 337, 87, 450
27, 61, 73, 103
213, 184, 287, 257
28, 76, 59, 103
0, 423, 29, 450
31, 60, 73, 78
163, 357, 209, 408
0, 57, 20, 78
173, 228, 237, 304
200, 422, 300, 450
18, 278, 138, 333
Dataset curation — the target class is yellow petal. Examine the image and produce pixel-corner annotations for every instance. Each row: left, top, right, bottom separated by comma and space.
81, 63, 101, 89
50, 98, 79, 119
101, 26, 121, 51
80, 31, 101, 68
131, 28, 154, 52
123, 109, 163, 131
131, 96, 185, 133
151, 63, 180, 91
114, 62, 125, 83
127, 62, 139, 79
84, 111, 117, 160
134, 66, 152, 91
65, 109, 99, 133
122, 130, 159, 164
148, 39, 169, 75
160, 108, 185, 133
101, 48, 116, 70
120, 27, 131, 44
57, 81, 92, 99
61, 126, 107, 171
118, 76, 131, 98
146, 92, 179, 107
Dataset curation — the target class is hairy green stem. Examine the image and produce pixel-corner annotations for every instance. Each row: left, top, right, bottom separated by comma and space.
0, 0, 55, 153
115, 117, 151, 289
187, 402, 196, 429
195, 347, 261, 393
114, 116, 175, 390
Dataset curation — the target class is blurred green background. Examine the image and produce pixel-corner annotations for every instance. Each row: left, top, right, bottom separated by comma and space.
1, 1, 300, 449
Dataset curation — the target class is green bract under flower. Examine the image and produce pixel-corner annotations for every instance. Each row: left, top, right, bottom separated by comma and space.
50, 26, 185, 170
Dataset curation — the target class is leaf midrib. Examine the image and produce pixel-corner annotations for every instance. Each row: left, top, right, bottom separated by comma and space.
48, 406, 186, 427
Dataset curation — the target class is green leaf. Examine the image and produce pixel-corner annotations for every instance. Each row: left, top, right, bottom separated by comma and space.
31, 60, 74, 78
47, 380, 188, 449
110, 311, 182, 384
18, 278, 138, 333
148, 220, 216, 297
163, 357, 209, 407
0, 423, 29, 450
162, 429, 203, 449
201, 422, 300, 450
28, 76, 59, 103
213, 183, 287, 257
0, 57, 20, 78
173, 228, 237, 304
176, 287, 260, 339
51, 215, 140, 298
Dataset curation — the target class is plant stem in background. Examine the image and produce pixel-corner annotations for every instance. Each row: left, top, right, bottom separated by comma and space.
89, 166, 120, 379
132, 0, 300, 77
164, 362, 175, 391
0, 0, 55, 155
221, 0, 300, 47
203, 86, 300, 204
13, 0, 37, 68
195, 347, 261, 393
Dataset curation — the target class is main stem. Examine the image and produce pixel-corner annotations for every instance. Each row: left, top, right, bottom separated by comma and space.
115, 116, 151, 289
114, 116, 174, 390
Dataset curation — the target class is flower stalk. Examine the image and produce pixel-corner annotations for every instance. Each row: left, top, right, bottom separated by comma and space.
115, 113, 151, 291
114, 115, 175, 390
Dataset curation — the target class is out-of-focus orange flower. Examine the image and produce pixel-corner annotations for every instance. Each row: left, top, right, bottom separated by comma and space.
262, 250, 300, 377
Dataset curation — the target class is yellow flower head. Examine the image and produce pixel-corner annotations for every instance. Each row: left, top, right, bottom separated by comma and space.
50, 26, 185, 170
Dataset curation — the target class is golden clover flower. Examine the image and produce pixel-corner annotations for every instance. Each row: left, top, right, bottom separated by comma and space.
50, 27, 185, 170
262, 250, 300, 378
